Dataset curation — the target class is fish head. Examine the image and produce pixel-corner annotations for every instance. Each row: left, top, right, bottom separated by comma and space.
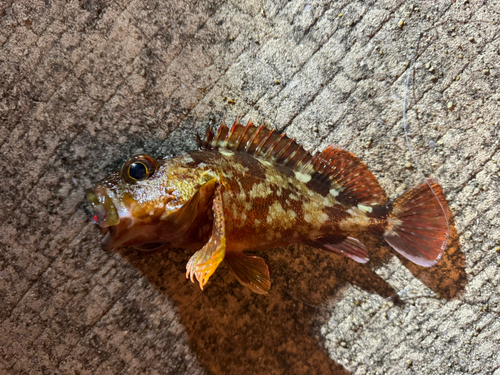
86, 154, 180, 251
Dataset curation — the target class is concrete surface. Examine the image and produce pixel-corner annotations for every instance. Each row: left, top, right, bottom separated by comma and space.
1, 0, 500, 374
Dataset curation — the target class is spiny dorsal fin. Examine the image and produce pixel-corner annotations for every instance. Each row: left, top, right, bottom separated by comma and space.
200, 119, 313, 167
200, 120, 387, 205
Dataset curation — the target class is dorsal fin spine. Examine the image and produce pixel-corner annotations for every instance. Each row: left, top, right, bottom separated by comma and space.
283, 144, 302, 166
206, 124, 213, 145
265, 133, 286, 160
234, 121, 252, 151
254, 129, 274, 157
229, 118, 239, 140
293, 148, 309, 168
214, 119, 225, 145
202, 124, 213, 148
245, 125, 263, 153
274, 137, 295, 161
303, 153, 319, 173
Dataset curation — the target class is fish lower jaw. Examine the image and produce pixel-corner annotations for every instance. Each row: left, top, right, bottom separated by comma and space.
101, 217, 170, 251
100, 226, 116, 251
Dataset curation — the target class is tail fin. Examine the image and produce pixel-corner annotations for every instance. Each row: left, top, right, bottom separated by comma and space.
383, 179, 449, 267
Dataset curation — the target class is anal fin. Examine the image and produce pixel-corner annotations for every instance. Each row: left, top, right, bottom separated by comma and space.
308, 234, 369, 264
186, 185, 226, 289
224, 251, 271, 294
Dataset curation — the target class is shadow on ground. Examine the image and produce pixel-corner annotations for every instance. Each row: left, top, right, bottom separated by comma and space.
117, 225, 464, 374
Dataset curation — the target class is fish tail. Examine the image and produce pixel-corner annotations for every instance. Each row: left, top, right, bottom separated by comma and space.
383, 179, 450, 267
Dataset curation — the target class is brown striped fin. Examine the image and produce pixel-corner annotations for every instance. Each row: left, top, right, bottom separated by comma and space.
200, 120, 387, 205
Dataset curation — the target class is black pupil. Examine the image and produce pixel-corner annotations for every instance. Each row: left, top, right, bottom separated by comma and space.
129, 162, 148, 180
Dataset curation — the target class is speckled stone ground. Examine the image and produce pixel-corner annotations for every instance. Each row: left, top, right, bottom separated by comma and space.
1, 0, 500, 374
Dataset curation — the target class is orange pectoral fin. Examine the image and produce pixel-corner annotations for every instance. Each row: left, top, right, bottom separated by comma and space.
224, 251, 271, 294
186, 184, 226, 290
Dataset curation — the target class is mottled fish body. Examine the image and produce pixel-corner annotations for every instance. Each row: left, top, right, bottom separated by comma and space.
87, 120, 450, 294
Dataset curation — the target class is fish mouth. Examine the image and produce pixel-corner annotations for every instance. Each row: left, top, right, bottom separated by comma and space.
86, 186, 172, 252
86, 188, 161, 252
86, 189, 120, 228
86, 188, 122, 250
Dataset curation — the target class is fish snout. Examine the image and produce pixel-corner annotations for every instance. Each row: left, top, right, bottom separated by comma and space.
86, 188, 120, 229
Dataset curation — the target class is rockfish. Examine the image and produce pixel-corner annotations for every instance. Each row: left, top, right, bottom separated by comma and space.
86, 120, 450, 294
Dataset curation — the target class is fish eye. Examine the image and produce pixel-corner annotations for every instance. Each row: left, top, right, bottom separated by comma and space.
129, 162, 148, 180
121, 154, 157, 183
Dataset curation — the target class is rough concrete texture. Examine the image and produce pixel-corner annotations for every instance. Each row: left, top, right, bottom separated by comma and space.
1, 0, 500, 374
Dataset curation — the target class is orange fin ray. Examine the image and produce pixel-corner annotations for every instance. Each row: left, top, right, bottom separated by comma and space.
186, 185, 226, 289
308, 234, 369, 263
383, 179, 450, 267
224, 251, 271, 294
200, 121, 387, 205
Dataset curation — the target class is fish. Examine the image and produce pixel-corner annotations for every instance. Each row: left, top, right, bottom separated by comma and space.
86, 119, 450, 294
